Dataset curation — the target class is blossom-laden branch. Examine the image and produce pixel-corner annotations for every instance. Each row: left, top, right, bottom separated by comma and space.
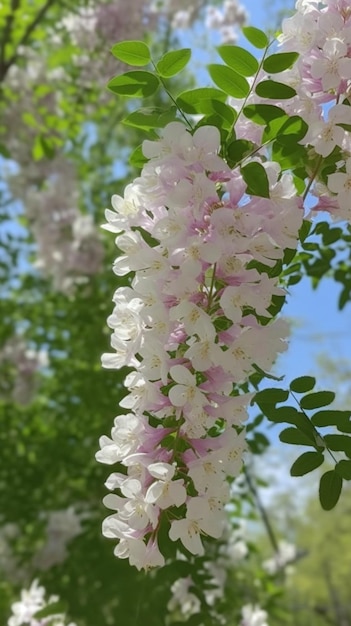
97, 0, 351, 570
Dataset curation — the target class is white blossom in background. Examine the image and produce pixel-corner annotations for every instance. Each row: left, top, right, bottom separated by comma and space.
152, 0, 247, 40
32, 507, 87, 571
7, 157, 103, 293
205, 0, 248, 42
0, 524, 27, 584
0, 337, 48, 404
240, 603, 269, 626
0, 508, 86, 585
167, 513, 248, 621
262, 541, 297, 575
167, 576, 201, 619
7, 579, 76, 626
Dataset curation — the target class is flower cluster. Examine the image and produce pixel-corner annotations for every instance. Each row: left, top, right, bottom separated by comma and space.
7, 580, 76, 626
97, 119, 302, 569
0, 337, 48, 405
262, 540, 297, 576
240, 603, 269, 626
277, 0, 351, 219
32, 507, 86, 571
151, 0, 246, 36
205, 0, 247, 43
7, 157, 103, 293
167, 519, 248, 621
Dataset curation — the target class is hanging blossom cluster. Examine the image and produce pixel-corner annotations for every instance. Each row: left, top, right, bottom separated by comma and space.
167, 521, 248, 622
0, 508, 86, 585
7, 579, 76, 626
277, 0, 351, 219
7, 159, 103, 293
205, 0, 247, 43
96, 118, 303, 569
156, 0, 247, 41
0, 336, 48, 404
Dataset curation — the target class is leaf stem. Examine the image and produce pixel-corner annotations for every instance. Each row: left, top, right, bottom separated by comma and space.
151, 61, 193, 130
303, 155, 323, 203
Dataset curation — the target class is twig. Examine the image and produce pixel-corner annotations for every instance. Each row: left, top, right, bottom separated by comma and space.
0, 0, 56, 82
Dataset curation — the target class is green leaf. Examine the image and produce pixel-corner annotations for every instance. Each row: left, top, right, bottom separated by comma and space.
208, 64, 250, 99
32, 135, 55, 161
226, 139, 255, 166
242, 26, 269, 49
264, 115, 308, 145
272, 141, 307, 170
319, 470, 342, 510
265, 406, 301, 424
129, 145, 148, 168
312, 410, 351, 428
255, 80, 296, 99
254, 387, 289, 409
156, 48, 191, 77
211, 100, 237, 126
279, 427, 316, 447
274, 116, 308, 145
243, 104, 286, 125
34, 602, 66, 619
263, 52, 299, 74
290, 451, 324, 476
290, 376, 316, 393
217, 45, 259, 76
176, 88, 226, 114
323, 434, 351, 456
241, 162, 270, 198
337, 412, 351, 433
107, 71, 159, 97
336, 460, 351, 480
300, 391, 335, 410
0, 143, 10, 158
123, 107, 177, 130
111, 40, 151, 66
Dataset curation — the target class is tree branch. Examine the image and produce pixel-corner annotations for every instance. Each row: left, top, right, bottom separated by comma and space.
244, 465, 280, 554
0, 0, 21, 79
0, 0, 56, 83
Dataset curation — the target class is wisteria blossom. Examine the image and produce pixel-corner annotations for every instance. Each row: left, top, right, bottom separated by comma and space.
97, 118, 301, 569
97, 0, 351, 570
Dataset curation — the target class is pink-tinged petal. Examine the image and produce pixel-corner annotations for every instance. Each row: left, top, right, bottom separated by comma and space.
103, 494, 125, 510
148, 462, 175, 481
168, 384, 187, 407
170, 364, 195, 386
338, 57, 351, 80
193, 125, 220, 152
102, 515, 131, 539
169, 519, 205, 555
327, 172, 347, 193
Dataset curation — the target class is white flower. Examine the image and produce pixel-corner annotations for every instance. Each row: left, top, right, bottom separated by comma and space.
146, 462, 187, 509
168, 365, 207, 408
263, 541, 297, 575
169, 497, 223, 555
95, 414, 144, 465
241, 603, 269, 626
328, 157, 351, 213
311, 38, 351, 90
